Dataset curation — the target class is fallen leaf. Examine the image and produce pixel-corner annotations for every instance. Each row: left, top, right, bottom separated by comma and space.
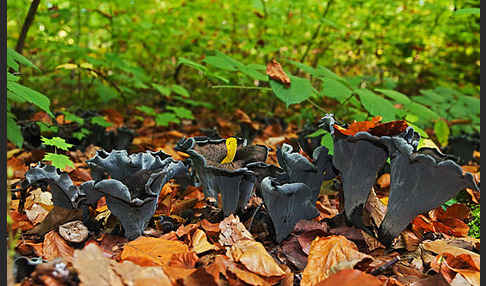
333, 116, 382, 136
421, 239, 480, 268
42, 231, 74, 263
231, 239, 286, 278
192, 229, 217, 254
200, 219, 221, 235
169, 252, 199, 268
281, 236, 309, 270
301, 235, 373, 286
377, 173, 390, 189
266, 59, 290, 86
113, 260, 172, 286
25, 203, 50, 225
26, 206, 83, 235
436, 253, 480, 286
121, 236, 190, 266
315, 269, 383, 286
58, 220, 89, 243
219, 214, 254, 246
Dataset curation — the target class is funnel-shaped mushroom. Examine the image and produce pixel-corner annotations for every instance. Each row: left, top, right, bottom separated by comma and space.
261, 177, 319, 242
175, 137, 269, 216
277, 143, 336, 198
377, 137, 480, 246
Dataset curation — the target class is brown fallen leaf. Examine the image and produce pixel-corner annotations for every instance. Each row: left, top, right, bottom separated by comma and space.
192, 229, 217, 254
219, 214, 254, 246
25, 203, 50, 225
377, 173, 390, 189
113, 260, 172, 286
281, 236, 309, 270
266, 59, 291, 86
26, 206, 84, 235
436, 252, 480, 286
315, 269, 383, 286
121, 236, 190, 267
169, 252, 199, 269
58, 220, 89, 243
231, 239, 286, 278
301, 235, 373, 286
421, 239, 480, 268
42, 231, 74, 264
200, 218, 221, 235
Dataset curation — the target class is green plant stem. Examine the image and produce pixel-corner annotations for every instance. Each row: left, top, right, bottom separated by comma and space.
211, 85, 272, 91
307, 98, 327, 113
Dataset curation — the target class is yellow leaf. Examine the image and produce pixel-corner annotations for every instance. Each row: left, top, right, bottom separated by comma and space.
220, 137, 237, 164
56, 63, 78, 70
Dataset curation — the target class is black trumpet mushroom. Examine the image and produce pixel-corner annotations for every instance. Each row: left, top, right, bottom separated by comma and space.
260, 143, 336, 242
22, 150, 190, 240
261, 177, 319, 243
174, 137, 269, 216
319, 114, 480, 247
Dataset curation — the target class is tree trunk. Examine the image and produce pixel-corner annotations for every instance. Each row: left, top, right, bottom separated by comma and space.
15, 0, 41, 54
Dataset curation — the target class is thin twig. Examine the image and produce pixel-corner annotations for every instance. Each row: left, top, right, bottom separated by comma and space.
211, 85, 272, 91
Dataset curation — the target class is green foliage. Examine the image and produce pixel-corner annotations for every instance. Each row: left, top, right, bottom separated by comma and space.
43, 153, 75, 170
270, 76, 313, 107
41, 136, 73, 151
468, 204, 480, 238
90, 116, 113, 128
434, 119, 450, 147
137, 105, 193, 126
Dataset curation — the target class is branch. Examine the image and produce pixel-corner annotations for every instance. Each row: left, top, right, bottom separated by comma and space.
15, 0, 41, 54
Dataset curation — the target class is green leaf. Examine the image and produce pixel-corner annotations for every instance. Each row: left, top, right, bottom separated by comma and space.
178, 57, 208, 73
61, 111, 84, 125
72, 128, 91, 140
203, 56, 238, 71
320, 78, 353, 103
41, 136, 73, 151
43, 153, 75, 170
90, 116, 113, 127
270, 75, 313, 107
239, 65, 267, 81
307, 129, 326, 138
136, 105, 157, 116
173, 96, 214, 109
355, 88, 396, 121
7, 48, 39, 71
155, 113, 180, 126
36, 122, 59, 133
403, 102, 440, 123
171, 85, 190, 97
152, 83, 171, 97
7, 113, 23, 148
7, 81, 54, 117
454, 8, 480, 15
375, 88, 411, 104
434, 119, 450, 147
166, 106, 194, 120
321, 133, 334, 155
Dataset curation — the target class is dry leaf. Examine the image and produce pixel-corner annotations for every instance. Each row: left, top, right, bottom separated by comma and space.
121, 236, 190, 266
219, 214, 254, 246
421, 239, 480, 268
266, 59, 291, 86
27, 206, 83, 235
301, 235, 372, 286
200, 219, 221, 235
113, 260, 172, 286
436, 253, 480, 286
231, 239, 285, 278
58, 220, 89, 243
42, 231, 74, 264
315, 269, 383, 286
376, 173, 390, 189
25, 203, 50, 225
192, 229, 217, 254
168, 252, 199, 268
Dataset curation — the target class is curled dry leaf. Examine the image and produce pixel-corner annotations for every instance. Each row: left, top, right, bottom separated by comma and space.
421, 239, 480, 268
113, 260, 172, 286
42, 230, 74, 264
219, 214, 254, 246
436, 253, 480, 286
169, 252, 199, 269
121, 236, 190, 267
192, 229, 217, 254
231, 239, 286, 278
266, 59, 291, 86
301, 235, 372, 286
58, 220, 89, 243
25, 203, 50, 225
26, 206, 83, 236
200, 219, 221, 235
315, 269, 383, 286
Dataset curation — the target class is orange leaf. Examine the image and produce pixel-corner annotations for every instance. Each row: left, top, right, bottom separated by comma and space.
219, 214, 254, 246
191, 229, 217, 254
230, 239, 286, 278
42, 230, 74, 263
301, 235, 372, 286
333, 116, 382, 136
316, 269, 383, 286
266, 59, 291, 86
121, 236, 189, 267
168, 252, 199, 268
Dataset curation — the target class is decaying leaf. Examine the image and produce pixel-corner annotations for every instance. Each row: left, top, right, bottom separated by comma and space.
301, 235, 372, 286
219, 214, 254, 246
315, 269, 383, 286
58, 220, 89, 243
231, 239, 286, 278
42, 230, 74, 263
192, 229, 217, 254
121, 236, 190, 266
266, 59, 291, 86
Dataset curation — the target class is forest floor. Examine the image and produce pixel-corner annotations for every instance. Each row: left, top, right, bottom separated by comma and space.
7, 108, 480, 286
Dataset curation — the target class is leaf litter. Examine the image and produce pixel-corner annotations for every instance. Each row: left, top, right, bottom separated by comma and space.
8, 109, 480, 285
